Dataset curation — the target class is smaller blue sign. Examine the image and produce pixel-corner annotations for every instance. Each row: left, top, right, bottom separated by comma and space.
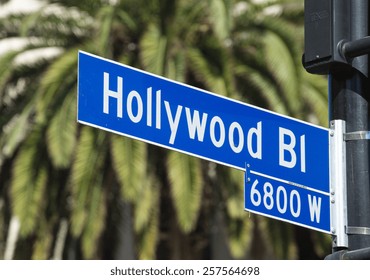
244, 170, 331, 233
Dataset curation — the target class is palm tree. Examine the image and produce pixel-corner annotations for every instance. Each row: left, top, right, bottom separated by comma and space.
230, 0, 330, 259
0, 0, 330, 260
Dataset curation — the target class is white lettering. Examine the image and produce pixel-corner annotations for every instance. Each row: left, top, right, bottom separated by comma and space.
156, 90, 161, 129
247, 121, 262, 159
279, 128, 306, 172
103, 72, 123, 118
279, 127, 297, 169
185, 108, 208, 142
127, 90, 143, 123
147, 87, 152, 126
300, 135, 306, 173
229, 122, 244, 153
276, 186, 287, 214
210, 116, 225, 147
249, 180, 303, 220
263, 182, 274, 210
165, 101, 183, 145
308, 195, 321, 223
290, 190, 301, 218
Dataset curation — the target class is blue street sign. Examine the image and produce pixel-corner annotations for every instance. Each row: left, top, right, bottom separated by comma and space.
78, 51, 329, 195
244, 170, 331, 233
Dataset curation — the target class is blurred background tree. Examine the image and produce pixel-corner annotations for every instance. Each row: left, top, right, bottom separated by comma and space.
0, 0, 330, 259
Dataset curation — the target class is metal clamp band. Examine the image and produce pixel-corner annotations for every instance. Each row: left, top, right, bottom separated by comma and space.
344, 131, 370, 141
346, 226, 370, 235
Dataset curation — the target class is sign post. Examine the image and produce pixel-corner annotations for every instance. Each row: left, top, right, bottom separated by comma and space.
304, 0, 370, 259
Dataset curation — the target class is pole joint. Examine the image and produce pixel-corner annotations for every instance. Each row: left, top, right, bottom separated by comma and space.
340, 36, 370, 59
326, 247, 370, 260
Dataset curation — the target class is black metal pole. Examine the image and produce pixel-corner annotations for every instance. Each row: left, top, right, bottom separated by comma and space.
329, 1, 370, 253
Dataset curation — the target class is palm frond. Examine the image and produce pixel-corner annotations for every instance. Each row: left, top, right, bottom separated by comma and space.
167, 152, 203, 233
48, 0, 103, 16
96, 5, 115, 56
187, 48, 227, 95
20, 4, 94, 46
134, 174, 159, 232
227, 217, 253, 258
116, 10, 137, 32
0, 104, 33, 168
137, 202, 159, 259
166, 51, 186, 83
217, 166, 253, 258
301, 84, 328, 126
0, 14, 27, 38
10, 127, 47, 237
224, 169, 244, 219
235, 64, 288, 114
140, 24, 167, 75
81, 177, 106, 259
31, 218, 53, 259
46, 90, 77, 168
135, 173, 160, 259
263, 31, 300, 117
110, 135, 147, 202
208, 0, 232, 41
0, 48, 29, 101
70, 127, 107, 237
35, 48, 77, 124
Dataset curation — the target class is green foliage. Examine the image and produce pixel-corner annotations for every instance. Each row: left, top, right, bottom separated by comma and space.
137, 200, 159, 259
10, 127, 47, 237
208, 0, 232, 41
0, 0, 330, 260
140, 24, 167, 76
263, 31, 300, 116
167, 152, 203, 233
46, 91, 77, 168
0, 51, 21, 99
31, 218, 53, 259
135, 174, 160, 259
187, 48, 229, 96
110, 136, 147, 202
0, 105, 33, 168
223, 169, 254, 258
70, 127, 107, 237
35, 48, 77, 124
80, 178, 106, 259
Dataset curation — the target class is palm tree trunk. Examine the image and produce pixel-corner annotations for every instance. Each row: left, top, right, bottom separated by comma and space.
51, 218, 68, 260
3, 216, 20, 260
211, 205, 232, 259
113, 199, 135, 259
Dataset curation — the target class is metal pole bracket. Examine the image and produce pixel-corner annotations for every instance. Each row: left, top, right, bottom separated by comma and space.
329, 120, 348, 248
344, 131, 370, 141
